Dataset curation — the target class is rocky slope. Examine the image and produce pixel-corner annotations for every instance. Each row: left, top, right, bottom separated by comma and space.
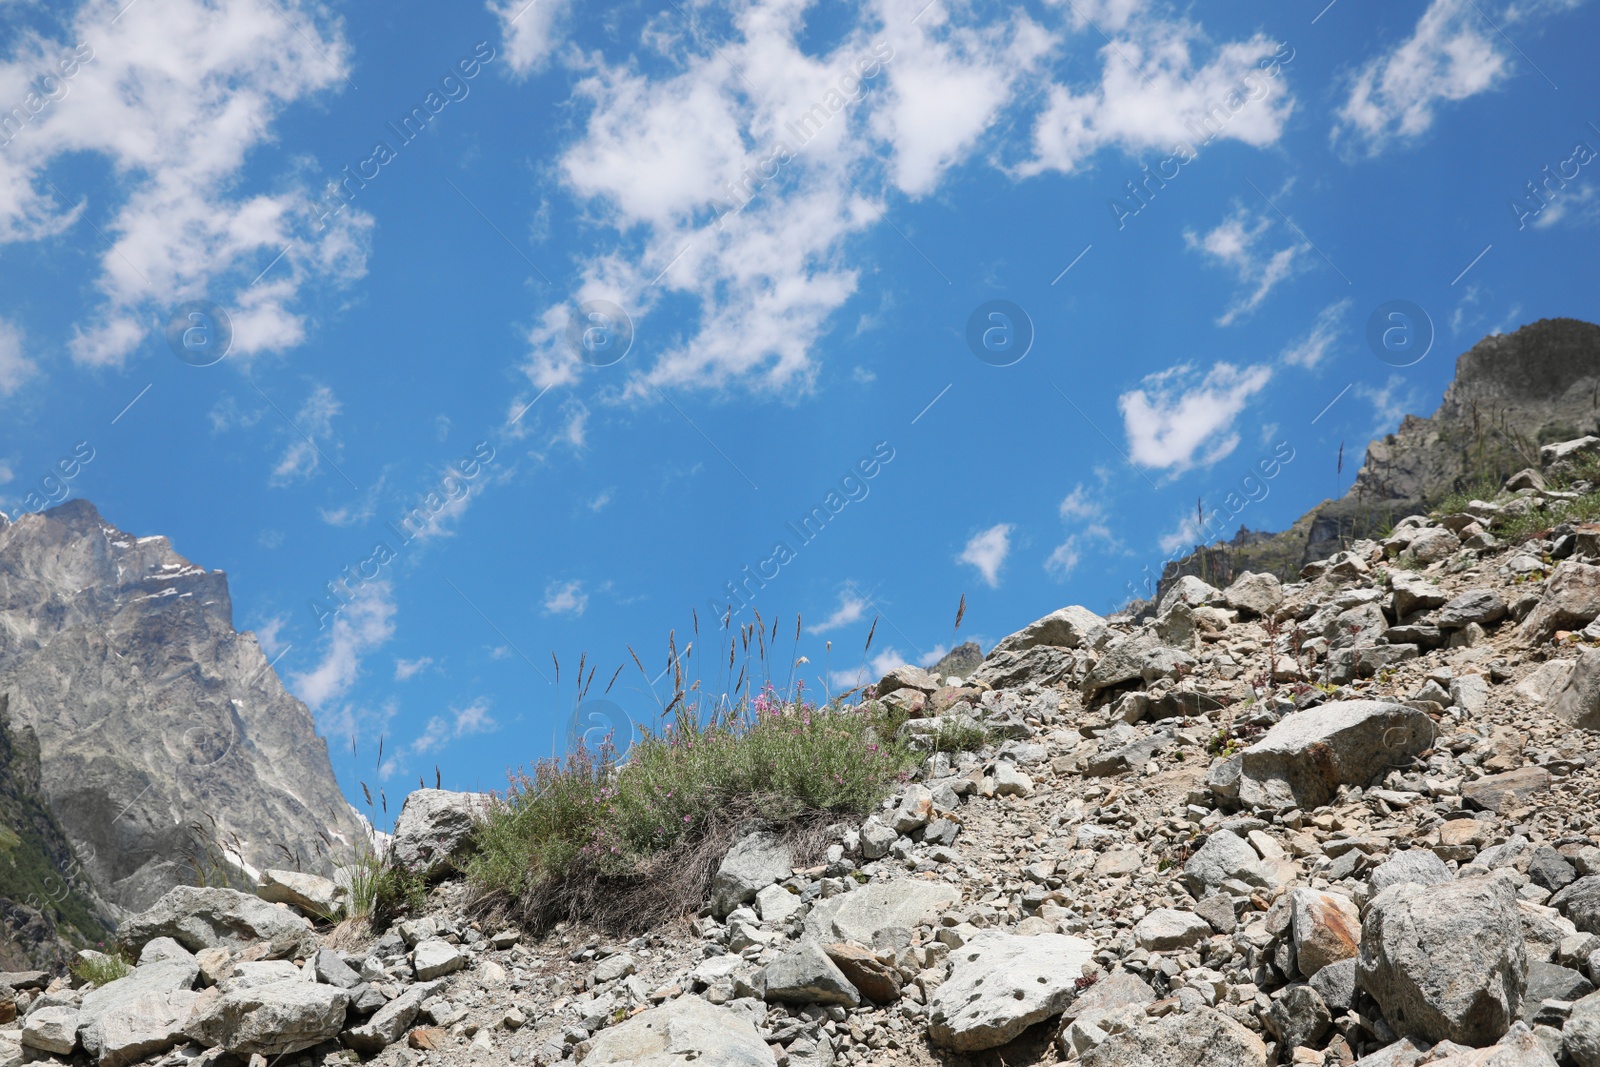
0, 500, 365, 918
1160, 317, 1600, 595
11, 443, 1600, 1067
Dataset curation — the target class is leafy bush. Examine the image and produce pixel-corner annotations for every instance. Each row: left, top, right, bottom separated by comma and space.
71, 947, 132, 987
467, 687, 920, 932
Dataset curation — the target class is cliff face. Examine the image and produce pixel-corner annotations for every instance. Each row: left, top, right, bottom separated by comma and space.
1153, 318, 1600, 601
0, 500, 364, 916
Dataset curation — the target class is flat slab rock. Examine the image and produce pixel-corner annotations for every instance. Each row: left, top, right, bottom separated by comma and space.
118, 886, 315, 956
579, 994, 775, 1066
1078, 1005, 1267, 1067
803, 880, 959, 945
928, 932, 1095, 1052
1237, 700, 1438, 810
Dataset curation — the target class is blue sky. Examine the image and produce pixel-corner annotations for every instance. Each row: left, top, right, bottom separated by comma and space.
2, 0, 1597, 808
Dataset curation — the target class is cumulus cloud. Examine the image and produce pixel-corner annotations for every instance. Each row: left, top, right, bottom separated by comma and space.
1333, 0, 1508, 154
411, 699, 497, 754
1185, 207, 1306, 325
808, 588, 870, 633
1120, 361, 1272, 471
394, 656, 434, 681
491, 0, 573, 75
542, 578, 587, 615
0, 0, 370, 371
290, 582, 397, 712
0, 319, 34, 395
959, 524, 1012, 587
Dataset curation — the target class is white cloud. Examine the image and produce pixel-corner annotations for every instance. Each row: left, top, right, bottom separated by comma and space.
0, 0, 371, 371
1355, 375, 1425, 435
959, 524, 1012, 588
1282, 299, 1352, 369
1025, 28, 1295, 176
270, 385, 342, 486
394, 656, 434, 681
1333, 0, 1508, 154
253, 615, 289, 658
809, 589, 869, 633
828, 646, 912, 693
542, 578, 587, 616
1158, 510, 1205, 554
1058, 484, 1102, 521
1185, 207, 1305, 325
412, 699, 497, 754
0, 319, 34, 395
491, 0, 573, 75
1119, 361, 1273, 470
588, 488, 613, 511
289, 582, 397, 712
1533, 182, 1600, 230
1045, 538, 1082, 578
0, 462, 13, 486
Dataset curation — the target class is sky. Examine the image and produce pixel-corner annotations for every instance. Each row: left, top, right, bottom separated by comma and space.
2, 0, 1598, 812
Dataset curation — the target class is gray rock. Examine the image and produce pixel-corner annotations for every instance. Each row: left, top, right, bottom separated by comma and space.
1079, 1006, 1266, 1067
119, 885, 316, 956
1311, 957, 1359, 1013
313, 947, 362, 989
889, 784, 934, 832
412, 938, 466, 981
1522, 961, 1593, 1019
1549, 647, 1600, 731
135, 937, 193, 966
1293, 888, 1362, 978
1520, 562, 1600, 645
391, 788, 489, 875
185, 979, 349, 1057
1159, 575, 1223, 615
1358, 875, 1529, 1046
804, 880, 959, 944
21, 1005, 78, 1055
78, 958, 201, 1067
1552, 877, 1600, 934
1237, 700, 1437, 810
754, 884, 803, 926
970, 646, 1079, 690
1134, 909, 1211, 951
1184, 830, 1259, 897
1223, 571, 1284, 618
1083, 631, 1163, 697
1529, 847, 1578, 892
1410, 527, 1462, 564
762, 941, 859, 1007
1437, 590, 1509, 629
257, 869, 343, 916
928, 932, 1095, 1052
579, 994, 775, 1066
991, 605, 1106, 653
711, 831, 793, 917
1392, 573, 1450, 618
1569, 990, 1600, 1067
341, 980, 442, 1053
1266, 982, 1331, 1050
1371, 850, 1454, 895
858, 819, 896, 860
874, 664, 939, 698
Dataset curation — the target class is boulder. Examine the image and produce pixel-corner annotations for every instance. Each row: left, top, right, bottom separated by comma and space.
1436, 590, 1508, 629
1078, 1006, 1267, 1067
970, 646, 1079, 690
1462, 768, 1552, 813
1183, 830, 1259, 897
1236, 700, 1437, 810
761, 941, 859, 1007
1083, 631, 1163, 698
1423, 1023, 1560, 1066
1410, 527, 1462, 563
256, 869, 343, 917
1159, 576, 1222, 615
119, 886, 315, 957
1223, 571, 1284, 618
579, 994, 775, 1066
1358, 875, 1528, 1046
874, 664, 939, 698
804, 880, 959, 945
991, 605, 1106, 653
412, 938, 466, 981
1549, 647, 1600, 731
1134, 909, 1211, 952
1392, 573, 1450, 618
1552, 877, 1600, 934
341, 980, 442, 1053
391, 788, 489, 875
78, 958, 201, 1067
928, 932, 1095, 1051
1519, 562, 1600, 644
1568, 990, 1600, 1067
1265, 982, 1331, 1050
1293, 889, 1362, 978
186, 979, 349, 1057
821, 943, 901, 1004
21, 1005, 79, 1055
1370, 850, 1454, 895
710, 831, 793, 918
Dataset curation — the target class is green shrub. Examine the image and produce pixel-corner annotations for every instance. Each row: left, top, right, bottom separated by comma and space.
71, 947, 132, 987
467, 693, 920, 932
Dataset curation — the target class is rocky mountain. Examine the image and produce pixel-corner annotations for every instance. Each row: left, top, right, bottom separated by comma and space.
1157, 317, 1600, 599
9, 445, 1600, 1067
0, 500, 364, 920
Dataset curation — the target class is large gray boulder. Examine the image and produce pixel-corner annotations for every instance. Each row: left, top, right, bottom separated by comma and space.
1370, 850, 1453, 895
1569, 990, 1600, 1067
22, 1005, 79, 1055
711, 831, 793, 918
1079, 1006, 1267, 1067
928, 932, 1095, 1051
1520, 562, 1600, 644
761, 941, 859, 1006
580, 995, 775, 1066
119, 886, 316, 957
185, 979, 349, 1057
1223, 571, 1284, 618
391, 788, 490, 875
1358, 875, 1528, 1046
1236, 701, 1437, 810
78, 958, 201, 1067
991, 605, 1106, 654
1183, 829, 1259, 897
1083, 631, 1164, 698
1552, 876, 1600, 934
1549, 648, 1600, 731
803, 880, 959, 945
1159, 575, 1222, 614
